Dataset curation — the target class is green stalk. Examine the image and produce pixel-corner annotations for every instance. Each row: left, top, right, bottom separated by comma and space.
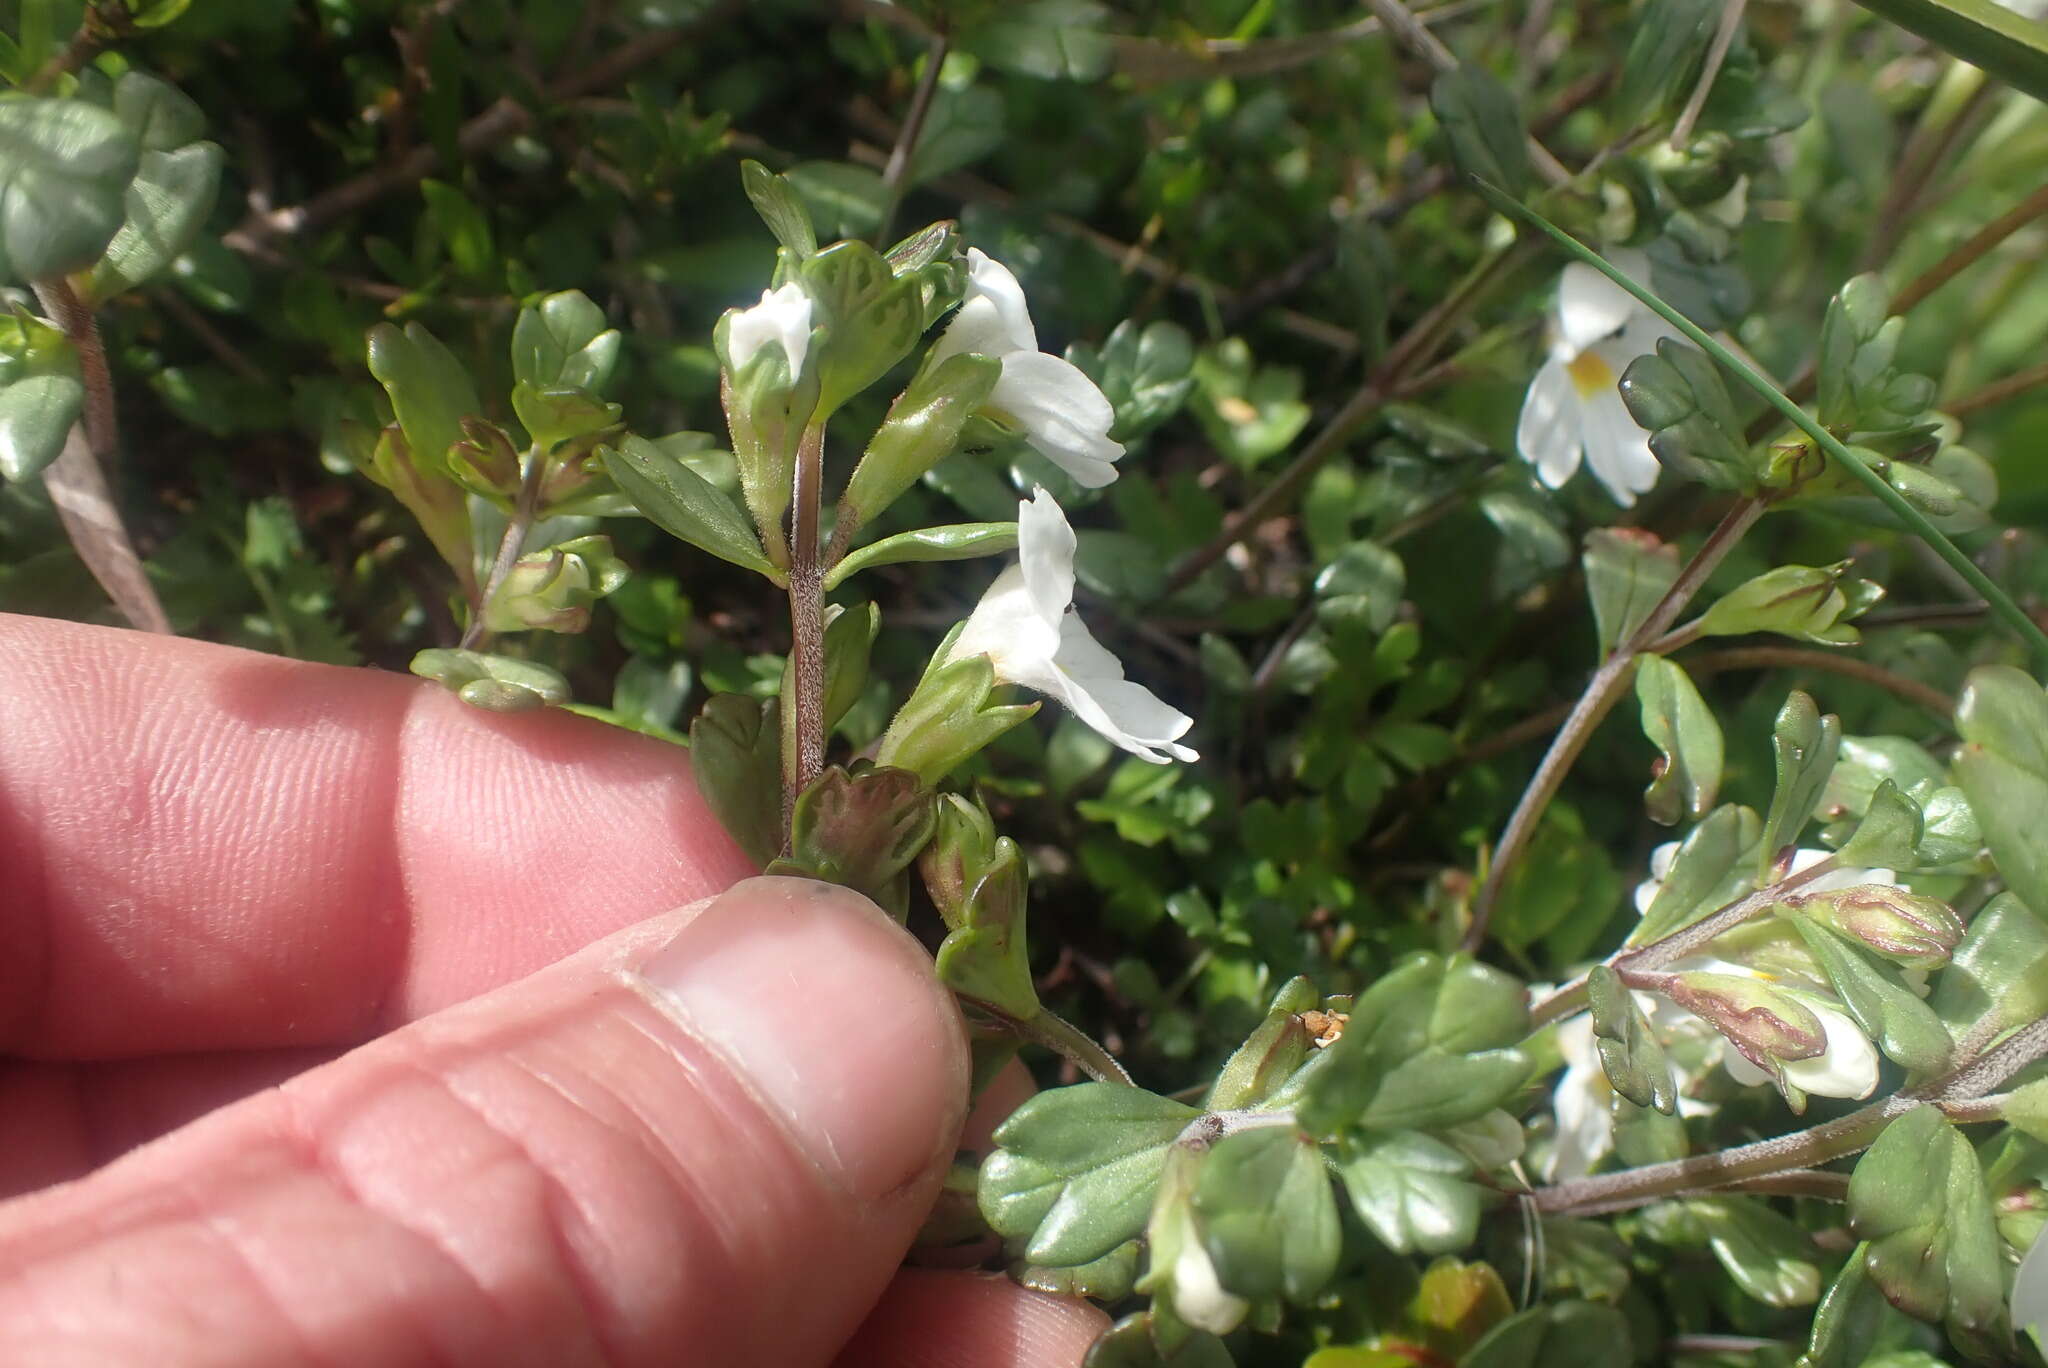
1468, 176, 2048, 670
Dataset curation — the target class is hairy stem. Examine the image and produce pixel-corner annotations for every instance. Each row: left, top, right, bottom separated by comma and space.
786, 423, 829, 817
1014, 1007, 1134, 1087
30, 278, 170, 634
1465, 496, 1766, 950
461, 446, 549, 649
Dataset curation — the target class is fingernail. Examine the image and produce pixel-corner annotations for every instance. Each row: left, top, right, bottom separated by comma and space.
629, 876, 966, 1201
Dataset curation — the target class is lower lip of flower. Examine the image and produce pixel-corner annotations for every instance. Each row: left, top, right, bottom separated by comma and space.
1566, 348, 1616, 398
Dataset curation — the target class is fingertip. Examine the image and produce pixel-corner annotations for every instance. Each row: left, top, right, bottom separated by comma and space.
834, 1269, 1109, 1368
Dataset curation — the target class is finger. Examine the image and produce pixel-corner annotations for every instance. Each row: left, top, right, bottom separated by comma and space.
0, 614, 756, 1059
0, 877, 969, 1366
833, 1270, 1109, 1368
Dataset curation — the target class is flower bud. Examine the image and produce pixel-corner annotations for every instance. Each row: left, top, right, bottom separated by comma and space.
1663, 970, 1826, 1073
1141, 1151, 1249, 1338
725, 281, 813, 376
1787, 884, 1965, 969
482, 534, 628, 634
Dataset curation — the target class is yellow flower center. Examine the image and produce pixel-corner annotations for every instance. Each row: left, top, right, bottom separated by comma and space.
1565, 348, 1615, 398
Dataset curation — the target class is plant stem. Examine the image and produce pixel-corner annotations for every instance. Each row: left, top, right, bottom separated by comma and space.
1528, 854, 1841, 1028
30, 278, 171, 634
461, 446, 549, 649
1947, 358, 2048, 419
1668, 0, 1746, 149
786, 422, 829, 812
1475, 179, 2048, 668
1015, 1007, 1134, 1086
22, 2, 116, 94
1890, 179, 2048, 317
1465, 497, 1766, 950
874, 32, 948, 245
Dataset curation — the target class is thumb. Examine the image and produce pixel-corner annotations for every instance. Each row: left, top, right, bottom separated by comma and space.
0, 876, 970, 1367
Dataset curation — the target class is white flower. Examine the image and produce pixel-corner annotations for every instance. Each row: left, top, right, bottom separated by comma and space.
1171, 1227, 1250, 1336
1515, 248, 1671, 507
2015, 1227, 2048, 1355
950, 489, 1196, 764
930, 249, 1125, 488
726, 281, 813, 376
1683, 955, 1882, 1100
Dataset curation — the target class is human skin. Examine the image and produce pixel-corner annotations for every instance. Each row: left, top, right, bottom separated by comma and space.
0, 613, 1106, 1366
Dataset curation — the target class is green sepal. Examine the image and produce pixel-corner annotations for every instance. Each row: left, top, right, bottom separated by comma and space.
510, 381, 623, 460
408, 648, 570, 712
824, 521, 1018, 590
1759, 690, 1840, 880
481, 533, 629, 635
1788, 881, 1964, 969
764, 764, 935, 916
874, 634, 1040, 783
1587, 964, 1676, 1113
688, 692, 784, 868
921, 792, 1038, 1019
1204, 976, 1319, 1113
836, 350, 1001, 540
1635, 654, 1723, 826
979, 1081, 1198, 1267
1695, 561, 1885, 645
604, 433, 779, 580
799, 238, 926, 418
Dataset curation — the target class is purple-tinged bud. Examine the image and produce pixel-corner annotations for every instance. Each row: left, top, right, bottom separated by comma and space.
1663, 971, 1826, 1073
1787, 884, 1964, 969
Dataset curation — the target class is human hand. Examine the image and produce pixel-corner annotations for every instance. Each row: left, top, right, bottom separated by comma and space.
0, 614, 1106, 1365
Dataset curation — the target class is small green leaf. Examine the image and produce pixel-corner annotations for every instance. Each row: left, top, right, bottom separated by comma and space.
1583, 528, 1679, 657
420, 178, 494, 276
1681, 1196, 1822, 1307
1635, 655, 1723, 826
1194, 1126, 1341, 1302
923, 793, 1038, 1018
1789, 917, 1952, 1073
1430, 65, 1532, 197
1462, 1301, 1633, 1368
1315, 541, 1406, 635
739, 158, 817, 258
605, 434, 776, 578
408, 648, 570, 712
1630, 803, 1761, 945
874, 642, 1039, 783
1798, 1244, 1918, 1368
0, 371, 82, 480
1955, 665, 2048, 915
767, 765, 934, 913
980, 1082, 1198, 1267
1618, 338, 1756, 490
1830, 779, 1923, 869
1067, 319, 1198, 442
110, 71, 206, 151
1335, 1130, 1482, 1255
1587, 964, 1676, 1112
86, 140, 223, 302
826, 522, 1018, 590
688, 693, 782, 867
962, 0, 1114, 81
365, 321, 482, 476
0, 98, 140, 283
1695, 561, 1884, 645
1817, 275, 1934, 435
1932, 892, 2048, 1044
836, 351, 1002, 538
1760, 690, 1841, 879
800, 238, 925, 416
511, 290, 619, 394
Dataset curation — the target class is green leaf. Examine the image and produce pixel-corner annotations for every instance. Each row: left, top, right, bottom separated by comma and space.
1335, 1130, 1482, 1255
1847, 1105, 2006, 1352
419, 178, 493, 276
511, 290, 619, 394
110, 71, 206, 152
739, 158, 816, 258
1315, 541, 1405, 634
1816, 275, 1934, 435
1789, 918, 1952, 1073
365, 321, 482, 476
1613, 0, 1722, 130
921, 792, 1038, 1017
827, 522, 1017, 590
1430, 65, 1531, 197
0, 371, 81, 481
836, 350, 1002, 537
1798, 1244, 1919, 1368
1635, 655, 1723, 826
799, 239, 924, 415
1828, 778, 1922, 869
1016, 1239, 1141, 1302
408, 648, 570, 712
782, 160, 888, 241
1618, 338, 1755, 490
1587, 964, 1676, 1112
1204, 977, 1318, 1113
1193, 1126, 1341, 1302
0, 98, 140, 283
980, 1082, 1198, 1266
1462, 1301, 1632, 1368
1955, 665, 2048, 915
1849, 0, 2048, 106
1067, 319, 1198, 442
1583, 528, 1679, 657
605, 434, 776, 578
1760, 690, 1840, 878
1695, 561, 1884, 645
1083, 1310, 1233, 1368
1932, 892, 2048, 1043
1190, 337, 1310, 472
874, 643, 1039, 783
1630, 803, 1761, 945
1684, 1195, 1823, 1307
688, 693, 782, 867
961, 0, 1113, 80
86, 141, 223, 302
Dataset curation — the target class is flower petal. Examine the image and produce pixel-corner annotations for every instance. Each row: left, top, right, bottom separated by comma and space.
1556, 247, 1652, 353
993, 351, 1124, 488
1017, 488, 1077, 632
726, 281, 813, 375
1578, 343, 1661, 506
1780, 995, 1880, 1099
1046, 614, 1197, 763
1516, 359, 1583, 488
931, 248, 1038, 363
949, 563, 1061, 681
